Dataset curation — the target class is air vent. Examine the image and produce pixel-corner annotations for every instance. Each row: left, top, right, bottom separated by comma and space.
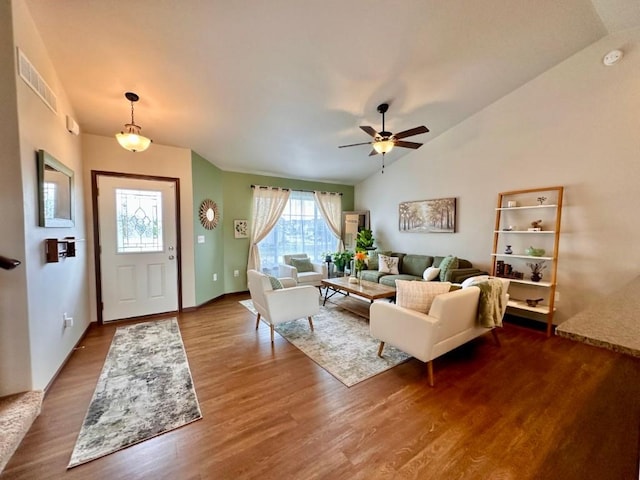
17, 48, 58, 113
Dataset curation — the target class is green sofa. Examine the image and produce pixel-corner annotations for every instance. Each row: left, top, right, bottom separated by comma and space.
359, 252, 487, 286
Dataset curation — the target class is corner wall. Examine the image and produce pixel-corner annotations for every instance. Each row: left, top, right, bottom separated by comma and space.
357, 28, 640, 324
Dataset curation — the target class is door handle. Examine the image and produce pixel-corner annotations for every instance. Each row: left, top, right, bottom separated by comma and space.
168, 255, 175, 260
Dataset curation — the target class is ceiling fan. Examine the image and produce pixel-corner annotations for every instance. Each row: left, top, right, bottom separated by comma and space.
338, 103, 429, 172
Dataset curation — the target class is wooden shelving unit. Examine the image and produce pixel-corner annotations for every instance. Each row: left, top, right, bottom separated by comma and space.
491, 186, 563, 336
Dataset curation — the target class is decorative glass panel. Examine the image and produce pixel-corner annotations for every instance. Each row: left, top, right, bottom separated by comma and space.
116, 189, 163, 253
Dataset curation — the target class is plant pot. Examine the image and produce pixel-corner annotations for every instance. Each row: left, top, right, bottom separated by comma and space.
531, 272, 542, 282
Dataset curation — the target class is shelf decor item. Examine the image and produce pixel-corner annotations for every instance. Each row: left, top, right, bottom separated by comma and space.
504, 245, 513, 254
527, 261, 547, 282
525, 246, 545, 257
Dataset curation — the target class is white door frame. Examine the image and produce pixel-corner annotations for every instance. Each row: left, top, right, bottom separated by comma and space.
91, 171, 182, 324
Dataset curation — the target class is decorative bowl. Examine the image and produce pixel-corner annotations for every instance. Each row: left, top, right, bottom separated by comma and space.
525, 246, 545, 257
526, 298, 544, 307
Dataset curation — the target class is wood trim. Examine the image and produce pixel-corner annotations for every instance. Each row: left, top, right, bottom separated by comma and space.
43, 321, 92, 395
91, 171, 182, 325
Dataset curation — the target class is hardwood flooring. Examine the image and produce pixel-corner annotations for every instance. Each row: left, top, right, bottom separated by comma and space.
3, 294, 639, 479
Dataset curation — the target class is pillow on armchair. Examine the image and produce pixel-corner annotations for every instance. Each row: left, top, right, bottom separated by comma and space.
290, 257, 314, 273
396, 280, 452, 314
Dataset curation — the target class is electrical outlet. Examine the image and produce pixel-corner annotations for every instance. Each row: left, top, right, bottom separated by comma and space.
554, 291, 560, 303
213, 273, 217, 281
234, 270, 239, 277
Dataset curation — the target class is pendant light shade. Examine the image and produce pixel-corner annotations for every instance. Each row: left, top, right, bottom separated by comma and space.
115, 92, 152, 152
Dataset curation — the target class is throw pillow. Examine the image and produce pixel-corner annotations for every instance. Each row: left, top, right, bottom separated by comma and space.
266, 275, 284, 290
396, 280, 452, 314
461, 275, 490, 288
290, 257, 314, 273
438, 255, 459, 281
378, 254, 399, 275
422, 266, 441, 281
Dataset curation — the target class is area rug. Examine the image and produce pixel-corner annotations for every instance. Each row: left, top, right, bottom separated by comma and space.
240, 300, 410, 387
68, 318, 202, 468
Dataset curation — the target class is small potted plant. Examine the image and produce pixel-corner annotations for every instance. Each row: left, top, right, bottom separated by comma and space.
332, 251, 354, 273
526, 261, 547, 282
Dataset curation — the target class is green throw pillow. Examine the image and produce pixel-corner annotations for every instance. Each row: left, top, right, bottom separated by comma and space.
438, 255, 459, 281
266, 275, 283, 290
290, 257, 314, 273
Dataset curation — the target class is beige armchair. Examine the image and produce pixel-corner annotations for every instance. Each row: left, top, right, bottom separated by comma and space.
247, 269, 319, 344
278, 254, 327, 287
370, 281, 508, 386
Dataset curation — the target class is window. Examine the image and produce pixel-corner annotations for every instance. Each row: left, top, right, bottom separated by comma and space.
115, 188, 164, 253
259, 191, 338, 274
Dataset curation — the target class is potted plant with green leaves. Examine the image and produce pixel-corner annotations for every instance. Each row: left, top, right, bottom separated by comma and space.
355, 229, 375, 252
332, 251, 354, 273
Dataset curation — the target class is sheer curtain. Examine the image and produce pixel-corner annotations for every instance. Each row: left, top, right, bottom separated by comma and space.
314, 191, 343, 251
247, 186, 291, 271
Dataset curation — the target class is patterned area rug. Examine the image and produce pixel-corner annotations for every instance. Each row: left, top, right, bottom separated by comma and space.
68, 318, 202, 468
240, 300, 410, 387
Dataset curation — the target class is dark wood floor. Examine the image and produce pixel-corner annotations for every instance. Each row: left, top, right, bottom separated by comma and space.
3, 294, 639, 480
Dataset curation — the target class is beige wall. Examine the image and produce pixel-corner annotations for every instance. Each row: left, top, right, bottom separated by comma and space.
81, 134, 196, 320
357, 28, 640, 324
8, 0, 91, 392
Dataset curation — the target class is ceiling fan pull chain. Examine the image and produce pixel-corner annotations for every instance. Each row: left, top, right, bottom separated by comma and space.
381, 153, 385, 174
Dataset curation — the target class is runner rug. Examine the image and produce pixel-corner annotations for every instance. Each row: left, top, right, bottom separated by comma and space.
68, 318, 202, 468
240, 300, 410, 387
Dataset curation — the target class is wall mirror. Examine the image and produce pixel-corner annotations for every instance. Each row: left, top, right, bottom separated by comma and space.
342, 210, 370, 251
37, 149, 74, 227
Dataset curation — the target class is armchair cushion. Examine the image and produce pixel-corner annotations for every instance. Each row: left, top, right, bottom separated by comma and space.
396, 280, 451, 314
290, 257, 314, 273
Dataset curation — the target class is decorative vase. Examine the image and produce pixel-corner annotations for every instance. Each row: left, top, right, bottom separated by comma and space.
505, 245, 513, 254
531, 272, 542, 282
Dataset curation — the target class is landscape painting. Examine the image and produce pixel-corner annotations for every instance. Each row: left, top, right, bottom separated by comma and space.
399, 197, 456, 233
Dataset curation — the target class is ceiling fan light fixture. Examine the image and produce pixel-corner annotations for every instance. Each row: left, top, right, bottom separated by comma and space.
373, 139, 394, 154
115, 92, 152, 152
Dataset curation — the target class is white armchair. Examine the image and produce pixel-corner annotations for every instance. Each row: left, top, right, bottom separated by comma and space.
278, 254, 327, 287
247, 269, 319, 344
370, 283, 507, 386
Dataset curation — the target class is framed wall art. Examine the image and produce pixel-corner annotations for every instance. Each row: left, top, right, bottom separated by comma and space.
234, 219, 248, 238
399, 197, 456, 233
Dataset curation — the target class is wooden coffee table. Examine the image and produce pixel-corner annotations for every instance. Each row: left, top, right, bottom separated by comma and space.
321, 277, 396, 319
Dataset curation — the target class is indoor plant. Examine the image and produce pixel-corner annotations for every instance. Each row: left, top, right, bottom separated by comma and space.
355, 229, 375, 251
332, 251, 354, 273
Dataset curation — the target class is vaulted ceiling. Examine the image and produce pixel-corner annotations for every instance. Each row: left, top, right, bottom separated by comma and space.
23, 0, 640, 184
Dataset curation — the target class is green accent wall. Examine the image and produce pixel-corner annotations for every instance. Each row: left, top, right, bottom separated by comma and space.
192, 152, 225, 305
191, 151, 354, 301
220, 172, 354, 293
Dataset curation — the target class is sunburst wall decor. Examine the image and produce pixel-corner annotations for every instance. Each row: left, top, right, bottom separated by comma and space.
199, 199, 219, 230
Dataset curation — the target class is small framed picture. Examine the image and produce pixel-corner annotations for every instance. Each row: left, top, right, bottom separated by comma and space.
234, 219, 248, 238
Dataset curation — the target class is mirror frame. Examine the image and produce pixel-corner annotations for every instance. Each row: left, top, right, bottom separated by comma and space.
341, 210, 370, 251
37, 149, 75, 228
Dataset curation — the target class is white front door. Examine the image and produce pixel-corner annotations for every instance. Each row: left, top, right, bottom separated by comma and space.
97, 175, 179, 322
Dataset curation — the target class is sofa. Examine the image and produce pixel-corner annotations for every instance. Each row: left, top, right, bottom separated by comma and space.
359, 252, 487, 286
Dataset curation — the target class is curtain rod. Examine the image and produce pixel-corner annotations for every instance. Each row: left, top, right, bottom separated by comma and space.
250, 185, 342, 195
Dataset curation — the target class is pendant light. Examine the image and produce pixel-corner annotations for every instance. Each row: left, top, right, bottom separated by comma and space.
115, 92, 152, 152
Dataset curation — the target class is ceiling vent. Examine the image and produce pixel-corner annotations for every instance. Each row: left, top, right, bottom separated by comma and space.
17, 48, 58, 113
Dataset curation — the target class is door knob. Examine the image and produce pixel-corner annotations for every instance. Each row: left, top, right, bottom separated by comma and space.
168, 255, 175, 260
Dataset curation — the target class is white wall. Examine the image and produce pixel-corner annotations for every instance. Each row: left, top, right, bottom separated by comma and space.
10, 0, 91, 392
357, 28, 640, 324
0, 0, 31, 396
81, 134, 196, 320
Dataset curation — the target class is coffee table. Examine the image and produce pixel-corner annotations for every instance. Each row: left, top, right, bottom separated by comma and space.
321, 277, 396, 319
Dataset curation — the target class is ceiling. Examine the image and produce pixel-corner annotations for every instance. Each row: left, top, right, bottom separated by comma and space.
23, 0, 640, 184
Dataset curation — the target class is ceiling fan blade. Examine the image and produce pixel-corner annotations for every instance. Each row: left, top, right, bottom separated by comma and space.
368, 149, 378, 157
394, 140, 423, 149
360, 126, 379, 138
338, 141, 373, 148
393, 125, 429, 139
